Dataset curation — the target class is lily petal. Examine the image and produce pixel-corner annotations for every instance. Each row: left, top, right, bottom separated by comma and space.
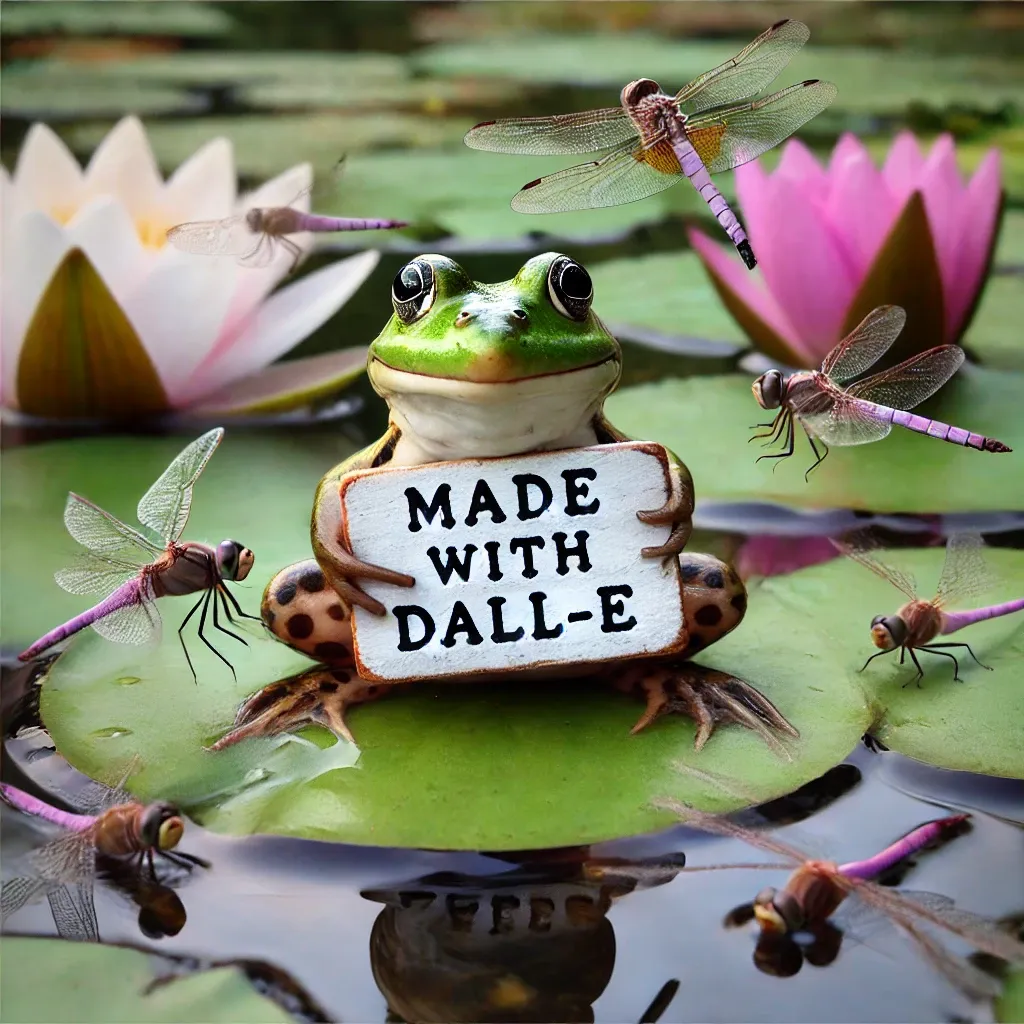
84, 115, 164, 219
882, 131, 925, 206
11, 122, 85, 221
772, 139, 828, 203
748, 174, 857, 361
65, 196, 148, 300
916, 135, 964, 323
184, 250, 379, 404
950, 149, 1003, 341
164, 137, 236, 223
826, 132, 871, 176
687, 228, 807, 366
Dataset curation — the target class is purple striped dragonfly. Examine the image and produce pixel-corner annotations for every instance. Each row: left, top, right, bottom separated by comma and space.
167, 186, 407, 272
1, 778, 205, 942
644, 797, 1024, 999
751, 305, 1012, 478
464, 20, 836, 270
833, 531, 1024, 684
18, 428, 258, 680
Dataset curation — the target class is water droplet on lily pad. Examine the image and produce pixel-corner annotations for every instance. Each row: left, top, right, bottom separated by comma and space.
91, 726, 133, 739
115, 676, 142, 686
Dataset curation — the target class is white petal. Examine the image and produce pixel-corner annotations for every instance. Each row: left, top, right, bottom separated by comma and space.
164, 137, 236, 222
65, 196, 148, 299
238, 162, 312, 215
119, 258, 238, 403
84, 115, 163, 217
11, 122, 85, 218
1, 212, 72, 405
183, 250, 379, 402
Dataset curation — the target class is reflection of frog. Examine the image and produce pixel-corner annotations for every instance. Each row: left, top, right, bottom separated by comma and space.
214, 254, 795, 751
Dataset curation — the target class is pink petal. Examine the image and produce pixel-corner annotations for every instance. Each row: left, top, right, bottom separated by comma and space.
748, 175, 858, 360
687, 228, 802, 354
163, 137, 236, 223
735, 535, 840, 579
823, 147, 900, 279
916, 135, 964, 323
11, 123, 85, 218
182, 251, 379, 404
84, 116, 163, 218
827, 132, 872, 175
882, 131, 925, 206
772, 139, 829, 203
948, 148, 1002, 340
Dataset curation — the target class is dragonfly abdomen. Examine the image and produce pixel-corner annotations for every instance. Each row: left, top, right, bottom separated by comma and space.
882, 408, 1010, 452
296, 213, 407, 233
941, 598, 1024, 635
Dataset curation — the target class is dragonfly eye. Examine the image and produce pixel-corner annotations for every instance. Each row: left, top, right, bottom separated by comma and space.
753, 370, 783, 409
870, 615, 905, 649
547, 255, 593, 321
140, 802, 180, 848
392, 259, 436, 324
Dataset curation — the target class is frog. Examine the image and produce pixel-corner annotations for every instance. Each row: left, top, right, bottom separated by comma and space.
212, 253, 797, 753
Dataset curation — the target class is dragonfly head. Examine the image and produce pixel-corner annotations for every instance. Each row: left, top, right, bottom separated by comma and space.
245, 208, 264, 232
620, 78, 664, 109
216, 540, 254, 581
753, 886, 801, 934
752, 369, 784, 410
140, 802, 185, 851
870, 614, 907, 650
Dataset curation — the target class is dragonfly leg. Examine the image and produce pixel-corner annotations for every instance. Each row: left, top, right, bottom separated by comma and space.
858, 648, 896, 673
749, 410, 786, 443
756, 413, 795, 471
804, 436, 829, 481
904, 647, 926, 687
922, 642, 992, 672
917, 646, 962, 682
158, 849, 210, 870
220, 584, 262, 622
177, 593, 206, 684
212, 588, 247, 648
280, 236, 303, 274
196, 588, 237, 681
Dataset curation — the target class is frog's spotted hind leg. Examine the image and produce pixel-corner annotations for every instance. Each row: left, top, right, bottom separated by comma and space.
208, 666, 393, 749
262, 559, 356, 665
614, 665, 797, 753
678, 553, 747, 655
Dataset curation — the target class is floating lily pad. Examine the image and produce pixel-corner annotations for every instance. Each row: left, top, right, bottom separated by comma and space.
995, 211, 1024, 268
607, 369, 1024, 513
758, 547, 1024, 779
966, 277, 1024, 372
0, 938, 291, 1023
1, 1, 234, 37
998, 969, 1024, 1024
414, 34, 1024, 114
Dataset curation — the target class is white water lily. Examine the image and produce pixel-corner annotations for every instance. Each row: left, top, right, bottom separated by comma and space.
1, 115, 377, 420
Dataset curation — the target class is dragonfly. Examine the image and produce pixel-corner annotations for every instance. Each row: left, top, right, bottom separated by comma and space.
1, 777, 206, 942
167, 186, 407, 272
750, 305, 1012, 478
18, 428, 258, 681
646, 796, 1024, 999
833, 531, 1024, 684
464, 19, 836, 270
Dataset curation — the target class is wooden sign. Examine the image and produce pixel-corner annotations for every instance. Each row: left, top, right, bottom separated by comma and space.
339, 441, 687, 682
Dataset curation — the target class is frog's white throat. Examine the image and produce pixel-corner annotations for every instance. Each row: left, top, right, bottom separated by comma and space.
370, 358, 621, 466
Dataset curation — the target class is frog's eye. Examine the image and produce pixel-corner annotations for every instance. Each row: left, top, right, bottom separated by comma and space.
392, 260, 436, 324
547, 256, 593, 321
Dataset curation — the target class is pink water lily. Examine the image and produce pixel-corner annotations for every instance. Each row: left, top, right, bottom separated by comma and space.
689, 132, 1004, 369
1, 116, 376, 421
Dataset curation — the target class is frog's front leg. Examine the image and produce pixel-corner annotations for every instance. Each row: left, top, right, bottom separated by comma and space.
637, 453, 694, 560
610, 554, 798, 751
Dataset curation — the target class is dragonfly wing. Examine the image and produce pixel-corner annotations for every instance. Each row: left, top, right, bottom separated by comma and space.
846, 346, 966, 410
935, 533, 996, 609
91, 588, 162, 646
821, 306, 907, 383
465, 108, 636, 155
48, 883, 100, 942
511, 141, 681, 213
2, 876, 50, 919
830, 528, 919, 600
64, 494, 161, 560
684, 80, 838, 174
797, 397, 894, 447
136, 428, 224, 544
676, 19, 811, 113
166, 215, 258, 257
55, 553, 140, 596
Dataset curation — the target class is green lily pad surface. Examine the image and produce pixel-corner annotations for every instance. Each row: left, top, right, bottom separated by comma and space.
967, 276, 1024, 372
0, 938, 291, 1024
998, 969, 1024, 1024
607, 369, 1024, 513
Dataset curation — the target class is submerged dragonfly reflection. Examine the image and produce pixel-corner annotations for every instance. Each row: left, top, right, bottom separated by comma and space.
1, 779, 206, 942
465, 19, 836, 269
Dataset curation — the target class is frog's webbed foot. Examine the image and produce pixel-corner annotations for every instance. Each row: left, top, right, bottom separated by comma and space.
208, 667, 391, 750
612, 663, 798, 753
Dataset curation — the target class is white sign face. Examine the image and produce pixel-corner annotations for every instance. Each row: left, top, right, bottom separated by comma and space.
340, 441, 686, 682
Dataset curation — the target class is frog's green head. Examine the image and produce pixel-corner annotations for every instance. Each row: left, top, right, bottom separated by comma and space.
369, 253, 620, 386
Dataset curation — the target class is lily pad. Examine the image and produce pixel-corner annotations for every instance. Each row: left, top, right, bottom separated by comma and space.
998, 969, 1024, 1024
966, 276, 1024, 372
0, 1, 234, 38
413, 34, 1024, 114
759, 547, 1024, 779
0, 938, 291, 1023
606, 368, 1024, 513
995, 210, 1024, 268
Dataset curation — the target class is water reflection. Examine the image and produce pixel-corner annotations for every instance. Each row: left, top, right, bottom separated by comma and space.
362, 852, 686, 1023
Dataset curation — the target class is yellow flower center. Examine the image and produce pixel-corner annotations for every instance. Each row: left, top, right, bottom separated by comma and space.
135, 217, 172, 250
